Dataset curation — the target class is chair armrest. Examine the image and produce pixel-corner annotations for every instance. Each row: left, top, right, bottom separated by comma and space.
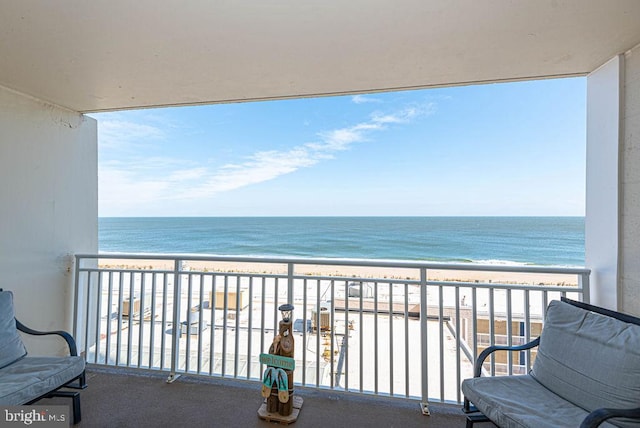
15, 319, 79, 357
474, 337, 540, 377
580, 407, 640, 428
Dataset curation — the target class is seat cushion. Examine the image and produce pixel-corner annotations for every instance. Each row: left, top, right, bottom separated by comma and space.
462, 374, 617, 428
531, 300, 640, 428
0, 291, 27, 369
0, 356, 85, 405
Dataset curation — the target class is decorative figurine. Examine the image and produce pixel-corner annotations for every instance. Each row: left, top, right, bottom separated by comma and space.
258, 303, 303, 423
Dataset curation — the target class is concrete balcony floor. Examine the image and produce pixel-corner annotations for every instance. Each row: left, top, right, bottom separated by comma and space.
54, 365, 474, 427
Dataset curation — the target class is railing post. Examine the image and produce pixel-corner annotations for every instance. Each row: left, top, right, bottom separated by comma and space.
74, 255, 97, 359
73, 255, 81, 351
420, 267, 430, 416
167, 258, 183, 383
580, 272, 590, 303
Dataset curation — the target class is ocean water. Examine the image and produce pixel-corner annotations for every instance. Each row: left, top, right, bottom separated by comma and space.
98, 217, 585, 267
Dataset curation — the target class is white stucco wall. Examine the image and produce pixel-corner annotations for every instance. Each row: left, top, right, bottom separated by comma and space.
587, 43, 640, 316
585, 56, 623, 311
620, 44, 640, 316
0, 85, 97, 354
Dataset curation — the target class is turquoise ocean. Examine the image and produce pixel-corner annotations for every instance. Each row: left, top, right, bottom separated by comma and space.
99, 217, 585, 267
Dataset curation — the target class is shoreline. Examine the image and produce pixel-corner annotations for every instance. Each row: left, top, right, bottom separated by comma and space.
97, 258, 580, 286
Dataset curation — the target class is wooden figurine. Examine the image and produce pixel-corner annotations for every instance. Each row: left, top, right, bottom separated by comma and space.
258, 303, 302, 423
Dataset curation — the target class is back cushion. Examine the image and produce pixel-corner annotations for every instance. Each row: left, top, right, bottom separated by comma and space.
0, 291, 27, 368
532, 300, 640, 426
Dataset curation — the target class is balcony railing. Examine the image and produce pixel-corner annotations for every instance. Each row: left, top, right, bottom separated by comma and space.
73, 254, 589, 413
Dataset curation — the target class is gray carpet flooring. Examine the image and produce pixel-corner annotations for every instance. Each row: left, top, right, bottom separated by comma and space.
46, 366, 478, 427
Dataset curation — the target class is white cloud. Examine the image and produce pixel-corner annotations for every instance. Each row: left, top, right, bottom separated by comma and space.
372, 104, 435, 124
96, 113, 165, 151
167, 167, 209, 182
98, 102, 436, 215
191, 148, 318, 196
352, 95, 382, 104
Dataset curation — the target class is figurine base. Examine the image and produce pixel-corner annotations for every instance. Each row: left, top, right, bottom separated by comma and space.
257, 396, 303, 424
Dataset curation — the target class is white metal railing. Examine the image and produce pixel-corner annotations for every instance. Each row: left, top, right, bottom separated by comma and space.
73, 254, 589, 412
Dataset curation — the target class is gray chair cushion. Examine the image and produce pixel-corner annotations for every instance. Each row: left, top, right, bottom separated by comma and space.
531, 300, 640, 426
0, 291, 27, 369
462, 374, 618, 428
0, 356, 85, 405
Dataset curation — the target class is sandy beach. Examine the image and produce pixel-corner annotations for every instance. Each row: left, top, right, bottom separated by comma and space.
97, 258, 580, 286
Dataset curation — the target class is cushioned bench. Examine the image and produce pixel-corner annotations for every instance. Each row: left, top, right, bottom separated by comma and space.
0, 289, 86, 424
462, 298, 640, 428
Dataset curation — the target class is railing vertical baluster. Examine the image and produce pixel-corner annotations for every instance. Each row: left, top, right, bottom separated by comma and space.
185, 273, 193, 373
344, 280, 349, 391
247, 276, 254, 380
116, 272, 124, 366
149, 272, 157, 369
316, 279, 321, 387
455, 286, 461, 404
234, 276, 241, 378
94, 271, 103, 364
209, 274, 217, 375
302, 278, 307, 386
359, 279, 364, 393
222, 275, 228, 377
420, 267, 429, 415
471, 286, 478, 368
273, 278, 279, 338
330, 279, 335, 389
137, 272, 146, 368
126, 272, 134, 367
105, 272, 114, 365
259, 277, 265, 377
439, 284, 444, 401
389, 281, 394, 396
167, 259, 182, 383
489, 288, 495, 375
160, 273, 168, 370
524, 290, 531, 372
287, 263, 294, 305
506, 289, 513, 375
197, 273, 205, 374
404, 282, 409, 398
374, 280, 379, 394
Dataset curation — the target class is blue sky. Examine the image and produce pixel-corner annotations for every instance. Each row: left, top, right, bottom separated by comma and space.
92, 77, 586, 217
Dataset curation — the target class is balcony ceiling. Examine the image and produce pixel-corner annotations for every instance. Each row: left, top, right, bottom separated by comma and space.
1, 1, 640, 113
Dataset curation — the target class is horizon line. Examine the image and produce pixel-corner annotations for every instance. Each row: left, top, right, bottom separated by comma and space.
98, 214, 586, 219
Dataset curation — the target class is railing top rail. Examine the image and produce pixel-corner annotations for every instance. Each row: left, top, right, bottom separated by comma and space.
75, 253, 590, 275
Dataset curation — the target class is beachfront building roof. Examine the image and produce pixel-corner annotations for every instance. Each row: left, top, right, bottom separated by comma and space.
1, 0, 639, 352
